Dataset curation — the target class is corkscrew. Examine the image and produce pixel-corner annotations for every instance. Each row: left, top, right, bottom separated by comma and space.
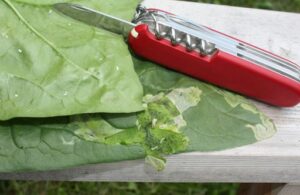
54, 3, 300, 107
133, 5, 217, 56
132, 5, 300, 83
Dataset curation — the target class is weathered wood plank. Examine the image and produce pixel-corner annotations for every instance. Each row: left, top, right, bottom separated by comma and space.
0, 0, 299, 182
277, 184, 300, 195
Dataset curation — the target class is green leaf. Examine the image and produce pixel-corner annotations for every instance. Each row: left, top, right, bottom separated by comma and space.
0, 0, 276, 172
0, 0, 143, 120
132, 58, 276, 152
0, 116, 145, 172
0, 58, 276, 173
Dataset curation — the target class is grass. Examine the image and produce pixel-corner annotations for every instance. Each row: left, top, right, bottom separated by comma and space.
0, 181, 239, 195
187, 0, 300, 12
1, 0, 299, 195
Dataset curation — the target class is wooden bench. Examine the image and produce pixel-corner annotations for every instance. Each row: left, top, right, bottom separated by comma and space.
1, 0, 300, 194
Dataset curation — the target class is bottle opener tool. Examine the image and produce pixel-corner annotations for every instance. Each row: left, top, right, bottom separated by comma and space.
54, 3, 300, 107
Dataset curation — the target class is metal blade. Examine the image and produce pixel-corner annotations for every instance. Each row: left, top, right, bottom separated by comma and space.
53, 3, 136, 37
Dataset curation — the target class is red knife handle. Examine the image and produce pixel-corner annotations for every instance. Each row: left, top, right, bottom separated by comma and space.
128, 24, 300, 107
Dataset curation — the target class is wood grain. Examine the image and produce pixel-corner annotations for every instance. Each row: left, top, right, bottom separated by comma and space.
0, 0, 299, 182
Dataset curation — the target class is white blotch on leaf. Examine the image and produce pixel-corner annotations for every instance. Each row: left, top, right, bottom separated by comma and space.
18, 49, 23, 53
142, 87, 202, 133
246, 113, 276, 140
48, 9, 53, 14
166, 87, 202, 113
217, 90, 243, 108
63, 91, 68, 96
14, 94, 19, 98
241, 103, 259, 114
216, 89, 276, 140
61, 136, 75, 145
75, 128, 97, 142
143, 93, 164, 104
173, 115, 187, 129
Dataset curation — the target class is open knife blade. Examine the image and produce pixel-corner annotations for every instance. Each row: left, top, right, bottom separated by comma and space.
53, 3, 136, 37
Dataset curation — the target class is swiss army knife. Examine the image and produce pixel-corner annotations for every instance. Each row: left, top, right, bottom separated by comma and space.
54, 3, 300, 107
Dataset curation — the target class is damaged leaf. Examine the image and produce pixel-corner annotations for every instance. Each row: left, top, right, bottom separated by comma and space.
132, 58, 276, 152
0, 58, 276, 172
0, 0, 276, 172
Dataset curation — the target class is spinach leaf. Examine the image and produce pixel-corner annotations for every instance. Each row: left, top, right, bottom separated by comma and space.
132, 58, 276, 152
0, 116, 145, 172
0, 0, 143, 120
0, 58, 276, 172
0, 0, 276, 172
105, 58, 276, 170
